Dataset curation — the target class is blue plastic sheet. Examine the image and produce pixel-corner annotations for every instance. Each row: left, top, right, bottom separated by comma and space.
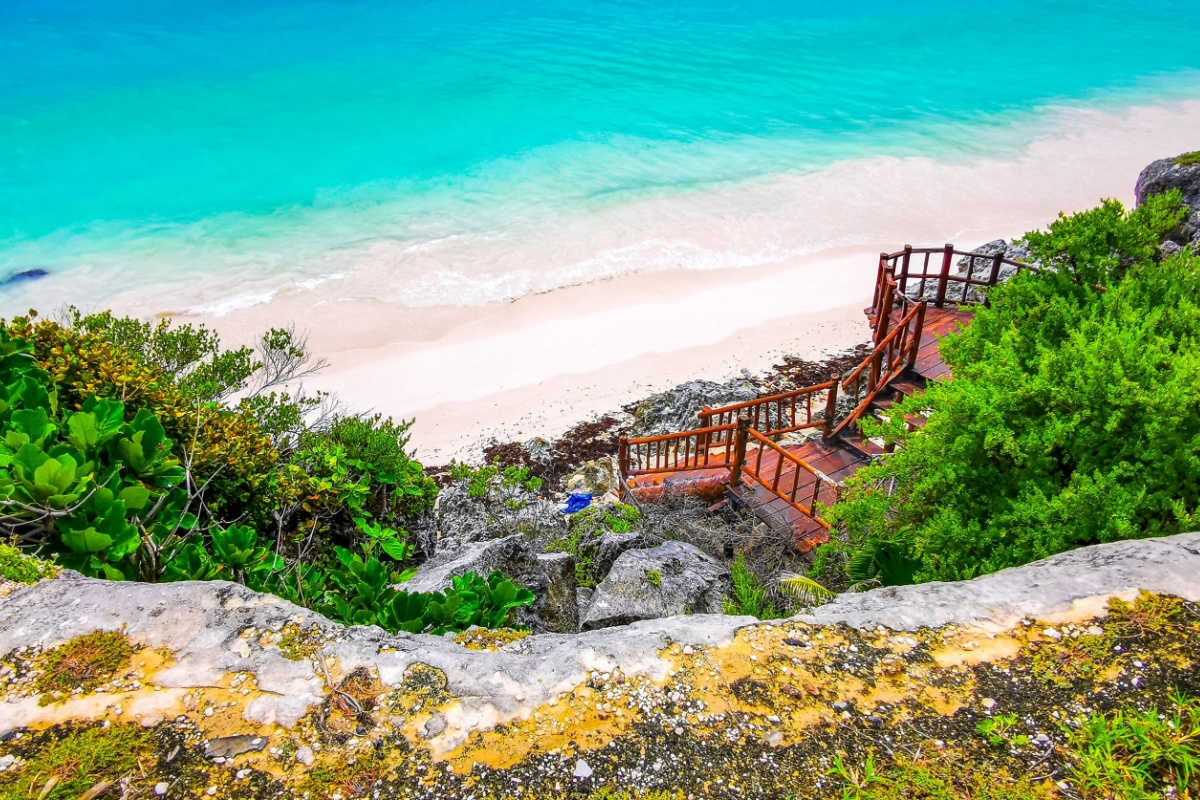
562, 493, 592, 514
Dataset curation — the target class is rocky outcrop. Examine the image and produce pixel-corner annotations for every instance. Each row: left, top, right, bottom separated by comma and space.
1, 533, 1198, 799
581, 540, 730, 630
592, 530, 642, 579
627, 376, 760, 437
432, 481, 565, 555
564, 456, 621, 498
1136, 152, 1200, 247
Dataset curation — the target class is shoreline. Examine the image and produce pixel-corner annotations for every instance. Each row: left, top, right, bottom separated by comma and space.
27, 97, 1200, 462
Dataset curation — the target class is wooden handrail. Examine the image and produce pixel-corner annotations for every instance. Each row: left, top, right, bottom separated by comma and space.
740, 429, 837, 529
830, 300, 925, 439
619, 423, 738, 477
698, 380, 837, 440
873, 243, 1036, 328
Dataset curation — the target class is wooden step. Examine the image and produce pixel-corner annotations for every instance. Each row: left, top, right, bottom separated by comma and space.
837, 428, 887, 457
890, 377, 924, 398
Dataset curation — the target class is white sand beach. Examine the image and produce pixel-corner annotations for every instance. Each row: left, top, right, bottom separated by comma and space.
112, 99, 1200, 462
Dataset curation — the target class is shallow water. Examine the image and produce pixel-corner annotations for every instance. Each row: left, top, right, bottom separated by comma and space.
1, 0, 1198, 314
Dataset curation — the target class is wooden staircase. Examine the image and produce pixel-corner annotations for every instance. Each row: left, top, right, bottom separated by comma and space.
617, 244, 1037, 553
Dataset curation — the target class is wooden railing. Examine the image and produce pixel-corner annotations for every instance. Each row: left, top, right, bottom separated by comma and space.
697, 380, 839, 442
871, 244, 1034, 334
618, 423, 737, 477
829, 299, 926, 439
741, 428, 838, 529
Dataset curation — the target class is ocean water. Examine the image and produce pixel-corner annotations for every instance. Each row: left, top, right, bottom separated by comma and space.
1, 0, 1198, 314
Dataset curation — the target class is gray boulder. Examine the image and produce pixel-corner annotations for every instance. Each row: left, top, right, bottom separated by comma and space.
405, 535, 538, 595
534, 552, 579, 633
581, 541, 730, 630
593, 530, 642, 580
433, 481, 566, 556
1136, 153, 1200, 247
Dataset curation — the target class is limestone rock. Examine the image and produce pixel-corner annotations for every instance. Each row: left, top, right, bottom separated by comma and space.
433, 481, 565, 556
628, 378, 760, 437
1136, 153, 1200, 246
404, 535, 540, 595
0, 533, 1199, 798
581, 541, 730, 630
593, 530, 641, 580
565, 457, 620, 497
535, 552, 579, 633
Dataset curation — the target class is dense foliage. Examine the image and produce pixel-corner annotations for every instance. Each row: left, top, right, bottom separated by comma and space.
819, 192, 1200, 585
0, 309, 533, 635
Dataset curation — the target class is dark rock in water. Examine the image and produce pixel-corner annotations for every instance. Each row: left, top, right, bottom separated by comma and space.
1135, 153, 1200, 248
2, 268, 49, 286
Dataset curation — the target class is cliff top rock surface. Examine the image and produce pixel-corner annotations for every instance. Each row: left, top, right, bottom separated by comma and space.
1, 533, 1197, 798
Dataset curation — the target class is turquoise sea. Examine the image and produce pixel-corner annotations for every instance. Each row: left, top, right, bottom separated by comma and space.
1, 0, 1198, 314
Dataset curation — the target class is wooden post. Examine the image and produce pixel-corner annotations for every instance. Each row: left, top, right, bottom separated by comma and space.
697, 406, 712, 460
873, 279, 893, 346
899, 244, 912, 297
729, 414, 750, 487
618, 435, 630, 480
822, 380, 839, 439
871, 254, 887, 321
868, 344, 883, 396
935, 243, 954, 307
906, 302, 926, 371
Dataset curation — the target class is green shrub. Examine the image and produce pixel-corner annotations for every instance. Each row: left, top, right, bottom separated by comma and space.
1066, 690, 1200, 799
722, 554, 778, 618
0, 542, 57, 584
822, 193, 1200, 585
451, 458, 543, 498
0, 330, 195, 580
275, 545, 533, 635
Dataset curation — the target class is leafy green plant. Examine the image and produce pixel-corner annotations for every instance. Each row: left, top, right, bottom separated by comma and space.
645, 569, 663, 587
722, 554, 778, 618
314, 550, 533, 636
1065, 690, 1200, 799
210, 524, 282, 583
0, 331, 194, 580
976, 713, 1029, 748
777, 573, 835, 607
0, 541, 57, 583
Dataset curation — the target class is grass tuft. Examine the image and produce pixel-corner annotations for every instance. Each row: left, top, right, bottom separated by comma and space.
34, 630, 134, 701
